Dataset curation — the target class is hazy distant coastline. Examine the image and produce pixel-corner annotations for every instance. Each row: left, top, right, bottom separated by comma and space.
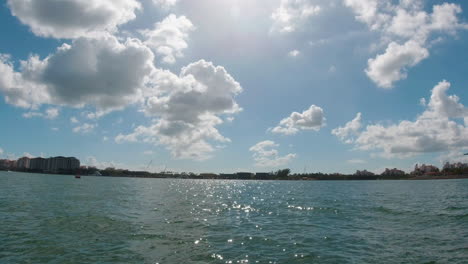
2, 156, 468, 181
2, 169, 468, 181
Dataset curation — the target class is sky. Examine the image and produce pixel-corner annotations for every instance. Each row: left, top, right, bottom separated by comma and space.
1, 0, 468, 174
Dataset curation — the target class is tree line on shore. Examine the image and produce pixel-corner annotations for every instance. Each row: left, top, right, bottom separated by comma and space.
4, 165, 466, 180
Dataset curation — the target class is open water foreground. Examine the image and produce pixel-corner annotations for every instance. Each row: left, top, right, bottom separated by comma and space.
0, 171, 467, 263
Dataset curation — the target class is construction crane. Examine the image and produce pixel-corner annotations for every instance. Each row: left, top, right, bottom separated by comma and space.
145, 160, 153, 171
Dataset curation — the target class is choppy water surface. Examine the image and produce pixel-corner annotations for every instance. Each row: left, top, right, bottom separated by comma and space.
1, 172, 467, 263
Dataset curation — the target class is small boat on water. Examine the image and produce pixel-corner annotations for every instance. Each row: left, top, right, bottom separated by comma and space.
75, 173, 81, 179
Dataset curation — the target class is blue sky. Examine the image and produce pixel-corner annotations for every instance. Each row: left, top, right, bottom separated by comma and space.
1, 0, 468, 174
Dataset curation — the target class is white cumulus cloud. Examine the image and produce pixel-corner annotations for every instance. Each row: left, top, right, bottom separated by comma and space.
22, 107, 59, 119
272, 105, 325, 135
365, 40, 429, 89
271, 0, 321, 33
0, 35, 155, 112
7, 0, 141, 39
336, 80, 468, 158
153, 0, 178, 9
116, 60, 243, 161
141, 14, 195, 64
332, 112, 362, 143
345, 1, 467, 88
344, 0, 391, 31
45, 107, 59, 119
0, 54, 50, 109
249, 140, 296, 168
73, 123, 96, 134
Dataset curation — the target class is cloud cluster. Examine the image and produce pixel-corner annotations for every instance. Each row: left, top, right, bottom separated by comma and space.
345, 1, 467, 88
0, 35, 155, 111
334, 81, 468, 158
73, 123, 96, 134
7, 0, 141, 39
344, 0, 392, 31
249, 140, 296, 167
271, 0, 321, 33
116, 60, 242, 160
0, 54, 50, 109
141, 14, 195, 64
271, 105, 325, 135
331, 112, 361, 143
23, 107, 59, 119
0, 0, 154, 111
153, 0, 178, 9
1, 0, 248, 161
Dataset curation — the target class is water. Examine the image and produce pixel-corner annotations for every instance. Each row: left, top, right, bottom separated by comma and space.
1, 172, 467, 263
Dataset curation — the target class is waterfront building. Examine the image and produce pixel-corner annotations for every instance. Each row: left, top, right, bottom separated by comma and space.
69, 157, 80, 170
17, 157, 31, 169
29, 157, 47, 171
47, 156, 80, 173
236, 172, 253, 179
412, 164, 439, 175
0, 160, 6, 169
0, 159, 14, 169
255, 172, 271, 179
219, 173, 236, 179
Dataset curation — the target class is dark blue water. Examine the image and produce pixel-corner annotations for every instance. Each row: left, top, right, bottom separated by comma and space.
1, 172, 467, 263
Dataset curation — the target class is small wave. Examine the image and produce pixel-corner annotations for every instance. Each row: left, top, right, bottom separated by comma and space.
454, 213, 468, 219
445, 206, 466, 211
374, 206, 402, 215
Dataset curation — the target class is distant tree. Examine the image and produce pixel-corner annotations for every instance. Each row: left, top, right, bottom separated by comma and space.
276, 168, 291, 178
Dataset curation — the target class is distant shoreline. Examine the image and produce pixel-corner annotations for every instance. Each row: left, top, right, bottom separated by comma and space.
2, 170, 468, 181
4, 157, 468, 181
